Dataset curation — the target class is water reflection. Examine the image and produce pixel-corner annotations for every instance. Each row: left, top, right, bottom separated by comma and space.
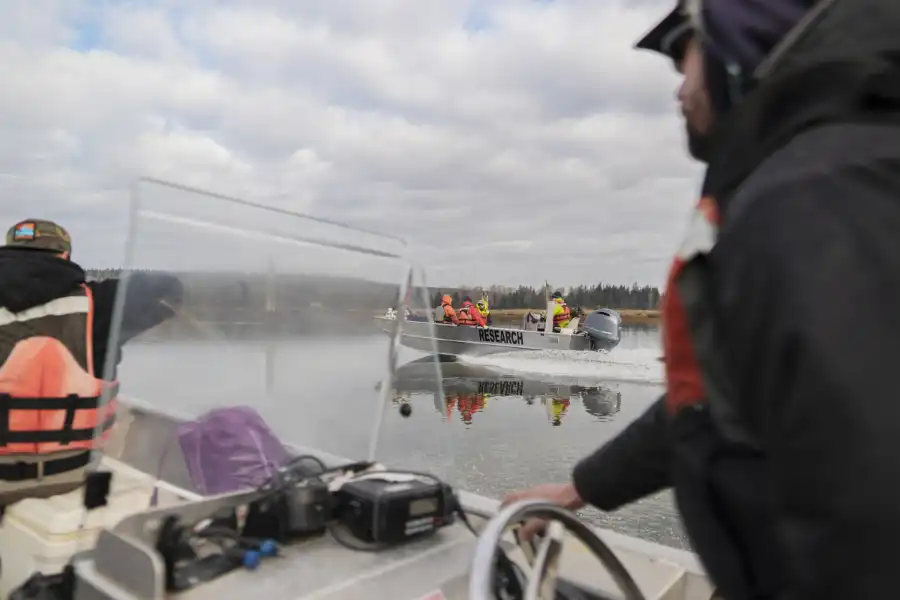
389, 359, 622, 427
119, 328, 687, 549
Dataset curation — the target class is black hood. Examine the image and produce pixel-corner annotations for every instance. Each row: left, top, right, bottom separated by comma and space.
0, 247, 86, 313
704, 0, 900, 201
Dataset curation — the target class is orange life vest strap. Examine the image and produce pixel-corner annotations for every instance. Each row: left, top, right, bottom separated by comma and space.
82, 283, 96, 376
0, 390, 117, 447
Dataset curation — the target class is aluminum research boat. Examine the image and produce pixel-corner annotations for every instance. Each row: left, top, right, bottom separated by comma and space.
376, 305, 623, 358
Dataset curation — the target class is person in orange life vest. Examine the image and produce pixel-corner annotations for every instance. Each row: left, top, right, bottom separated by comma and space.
457, 296, 486, 327
0, 219, 183, 504
438, 295, 458, 325
504, 2, 900, 598
550, 291, 570, 330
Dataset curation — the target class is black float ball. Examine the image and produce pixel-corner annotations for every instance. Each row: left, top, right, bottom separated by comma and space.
399, 403, 412, 417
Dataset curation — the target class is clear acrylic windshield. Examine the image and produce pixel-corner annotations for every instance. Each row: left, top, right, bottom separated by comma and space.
94, 178, 453, 500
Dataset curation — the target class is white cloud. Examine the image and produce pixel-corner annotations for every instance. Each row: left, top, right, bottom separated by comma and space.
0, 0, 702, 288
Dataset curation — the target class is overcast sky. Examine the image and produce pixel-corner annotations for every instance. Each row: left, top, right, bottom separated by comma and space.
0, 0, 703, 289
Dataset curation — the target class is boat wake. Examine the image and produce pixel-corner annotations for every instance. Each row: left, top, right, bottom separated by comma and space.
462, 347, 664, 385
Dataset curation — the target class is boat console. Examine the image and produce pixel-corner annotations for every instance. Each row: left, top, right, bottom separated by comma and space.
65, 456, 479, 600
12, 453, 643, 600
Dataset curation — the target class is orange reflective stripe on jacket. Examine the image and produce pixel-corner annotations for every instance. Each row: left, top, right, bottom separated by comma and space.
0, 284, 118, 455
662, 196, 720, 415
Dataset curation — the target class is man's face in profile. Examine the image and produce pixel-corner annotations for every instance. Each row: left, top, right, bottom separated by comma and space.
675, 37, 716, 162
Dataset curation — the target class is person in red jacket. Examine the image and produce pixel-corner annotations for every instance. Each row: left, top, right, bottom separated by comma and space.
457, 296, 486, 327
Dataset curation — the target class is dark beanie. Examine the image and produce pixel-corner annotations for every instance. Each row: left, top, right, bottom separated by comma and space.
701, 0, 816, 110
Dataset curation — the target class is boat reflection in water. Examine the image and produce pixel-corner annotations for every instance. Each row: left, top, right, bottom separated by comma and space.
389, 359, 622, 426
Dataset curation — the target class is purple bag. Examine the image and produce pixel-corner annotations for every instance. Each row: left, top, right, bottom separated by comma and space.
178, 406, 290, 495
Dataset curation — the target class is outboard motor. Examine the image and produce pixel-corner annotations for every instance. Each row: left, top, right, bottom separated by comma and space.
582, 309, 622, 352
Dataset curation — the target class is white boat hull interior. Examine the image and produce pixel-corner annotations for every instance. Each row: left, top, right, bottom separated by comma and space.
0, 400, 714, 600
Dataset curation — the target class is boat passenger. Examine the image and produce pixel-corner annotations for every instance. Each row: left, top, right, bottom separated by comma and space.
438, 294, 459, 325
476, 298, 491, 325
0, 219, 183, 504
502, 1, 900, 599
551, 291, 570, 330
457, 296, 486, 327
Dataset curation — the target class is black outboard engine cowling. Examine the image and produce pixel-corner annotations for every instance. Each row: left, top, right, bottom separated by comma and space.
582, 309, 622, 352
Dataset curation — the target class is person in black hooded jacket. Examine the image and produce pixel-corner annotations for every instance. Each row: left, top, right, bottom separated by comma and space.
0, 218, 183, 380
504, 1, 900, 598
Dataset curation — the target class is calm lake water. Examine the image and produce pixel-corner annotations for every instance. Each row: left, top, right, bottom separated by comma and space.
117, 324, 688, 550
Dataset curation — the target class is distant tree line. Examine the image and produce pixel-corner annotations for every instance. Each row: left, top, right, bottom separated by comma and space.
428, 283, 660, 311
85, 269, 397, 316
85, 269, 660, 313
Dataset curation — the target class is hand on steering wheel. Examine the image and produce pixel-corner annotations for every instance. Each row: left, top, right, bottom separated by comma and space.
469, 500, 647, 600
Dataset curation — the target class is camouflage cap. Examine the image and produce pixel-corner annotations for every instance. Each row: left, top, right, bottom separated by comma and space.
4, 219, 72, 254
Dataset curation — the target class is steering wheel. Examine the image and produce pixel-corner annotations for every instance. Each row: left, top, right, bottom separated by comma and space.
468, 500, 646, 600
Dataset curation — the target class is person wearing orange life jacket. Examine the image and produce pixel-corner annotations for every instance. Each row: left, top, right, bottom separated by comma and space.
551, 291, 571, 330
0, 219, 183, 504
437, 295, 459, 325
457, 296, 486, 327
